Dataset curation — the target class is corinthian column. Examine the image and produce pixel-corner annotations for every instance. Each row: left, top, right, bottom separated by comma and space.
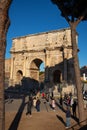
63, 49, 67, 82
23, 56, 26, 76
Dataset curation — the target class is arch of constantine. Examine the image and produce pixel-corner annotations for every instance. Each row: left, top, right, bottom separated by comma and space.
10, 28, 75, 87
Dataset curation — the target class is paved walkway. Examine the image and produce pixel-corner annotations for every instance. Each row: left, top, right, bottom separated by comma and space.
5, 97, 87, 130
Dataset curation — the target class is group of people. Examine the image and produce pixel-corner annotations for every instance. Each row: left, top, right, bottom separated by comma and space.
65, 96, 77, 129
26, 92, 77, 129
58, 94, 77, 129
26, 96, 41, 117
64, 94, 77, 117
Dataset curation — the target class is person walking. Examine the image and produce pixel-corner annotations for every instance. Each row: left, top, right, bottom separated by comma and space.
26, 96, 33, 117
72, 100, 77, 117
60, 96, 63, 107
42, 92, 45, 99
51, 97, 56, 111
66, 106, 71, 129
36, 97, 41, 112
33, 97, 37, 108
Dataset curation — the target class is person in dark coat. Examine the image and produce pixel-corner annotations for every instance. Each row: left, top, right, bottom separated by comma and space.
26, 96, 33, 117
72, 100, 77, 117
36, 97, 41, 112
60, 96, 63, 106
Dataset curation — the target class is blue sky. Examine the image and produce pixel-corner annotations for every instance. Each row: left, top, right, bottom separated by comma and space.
6, 0, 87, 68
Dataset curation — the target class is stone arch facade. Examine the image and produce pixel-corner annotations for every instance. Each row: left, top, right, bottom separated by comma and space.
29, 58, 43, 80
10, 28, 75, 86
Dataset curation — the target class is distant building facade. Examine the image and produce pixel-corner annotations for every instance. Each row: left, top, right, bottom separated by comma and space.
5, 58, 11, 87
80, 66, 87, 81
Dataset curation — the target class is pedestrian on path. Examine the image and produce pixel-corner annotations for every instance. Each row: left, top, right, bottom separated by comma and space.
51, 97, 56, 111
26, 96, 33, 117
33, 97, 37, 108
36, 97, 41, 112
59, 96, 63, 107
72, 100, 77, 117
65, 106, 71, 129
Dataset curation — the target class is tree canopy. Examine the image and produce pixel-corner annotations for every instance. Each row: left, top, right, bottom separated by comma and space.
51, 0, 87, 22
51, 0, 87, 124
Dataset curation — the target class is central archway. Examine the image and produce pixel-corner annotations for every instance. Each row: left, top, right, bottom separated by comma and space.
30, 58, 44, 81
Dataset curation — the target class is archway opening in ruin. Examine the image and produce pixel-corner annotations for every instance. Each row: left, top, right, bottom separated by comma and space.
30, 58, 45, 82
53, 70, 61, 84
16, 70, 23, 84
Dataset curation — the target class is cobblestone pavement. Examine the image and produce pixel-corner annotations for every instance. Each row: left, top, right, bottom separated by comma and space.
5, 97, 87, 130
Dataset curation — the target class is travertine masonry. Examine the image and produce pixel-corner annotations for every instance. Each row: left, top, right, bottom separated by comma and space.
10, 28, 75, 86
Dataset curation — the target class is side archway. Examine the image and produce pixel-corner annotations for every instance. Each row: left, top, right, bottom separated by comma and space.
53, 70, 62, 84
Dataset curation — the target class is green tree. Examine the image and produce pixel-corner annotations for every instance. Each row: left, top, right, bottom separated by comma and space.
51, 0, 87, 123
0, 0, 12, 130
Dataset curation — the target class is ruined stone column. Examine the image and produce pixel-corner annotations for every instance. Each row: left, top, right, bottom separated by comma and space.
44, 49, 49, 82
23, 56, 26, 76
63, 48, 67, 82
10, 57, 14, 79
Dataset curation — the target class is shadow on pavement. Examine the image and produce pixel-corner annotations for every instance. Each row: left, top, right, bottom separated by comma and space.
56, 101, 79, 123
56, 115, 66, 126
65, 117, 87, 130
79, 124, 87, 130
8, 96, 26, 130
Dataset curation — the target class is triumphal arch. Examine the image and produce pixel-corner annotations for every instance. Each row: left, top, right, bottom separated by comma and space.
10, 28, 75, 86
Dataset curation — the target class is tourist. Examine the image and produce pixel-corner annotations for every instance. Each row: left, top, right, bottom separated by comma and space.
66, 106, 71, 129
33, 97, 37, 108
42, 92, 45, 99
72, 100, 77, 117
26, 96, 33, 117
51, 97, 56, 111
36, 97, 41, 112
60, 96, 63, 106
